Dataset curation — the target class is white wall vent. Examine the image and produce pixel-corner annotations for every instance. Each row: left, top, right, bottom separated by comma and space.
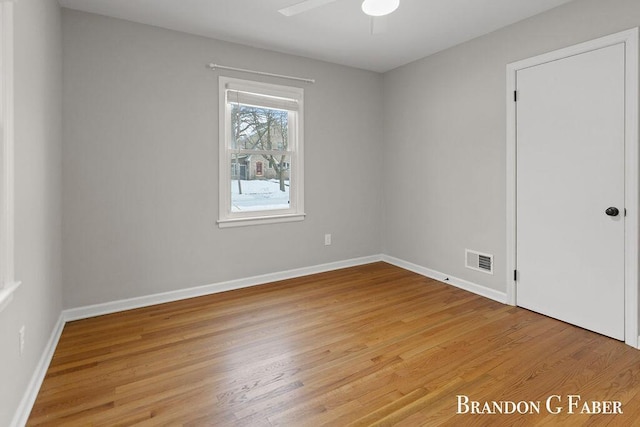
465, 249, 494, 275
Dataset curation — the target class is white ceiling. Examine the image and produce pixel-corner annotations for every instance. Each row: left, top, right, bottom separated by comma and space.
57, 0, 575, 72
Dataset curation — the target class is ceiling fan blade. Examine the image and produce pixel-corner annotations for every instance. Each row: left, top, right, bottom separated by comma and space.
370, 15, 388, 35
278, 0, 339, 17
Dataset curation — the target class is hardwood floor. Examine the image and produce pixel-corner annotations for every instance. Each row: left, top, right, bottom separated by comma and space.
28, 262, 640, 426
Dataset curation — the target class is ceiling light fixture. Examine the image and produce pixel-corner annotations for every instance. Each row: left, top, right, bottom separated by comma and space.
361, 0, 399, 17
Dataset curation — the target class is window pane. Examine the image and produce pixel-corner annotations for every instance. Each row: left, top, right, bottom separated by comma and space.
230, 155, 291, 212
230, 104, 289, 151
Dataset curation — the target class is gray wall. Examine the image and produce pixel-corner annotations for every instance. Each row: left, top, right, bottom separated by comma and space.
4, 0, 640, 423
0, 0, 62, 425
4, 0, 640, 422
63, 0, 640, 307
62, 9, 384, 308
382, 0, 640, 294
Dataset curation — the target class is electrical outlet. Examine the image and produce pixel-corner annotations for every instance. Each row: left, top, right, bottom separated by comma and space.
324, 234, 332, 246
19, 325, 25, 355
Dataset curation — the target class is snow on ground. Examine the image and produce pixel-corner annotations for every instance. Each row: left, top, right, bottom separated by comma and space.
231, 179, 290, 212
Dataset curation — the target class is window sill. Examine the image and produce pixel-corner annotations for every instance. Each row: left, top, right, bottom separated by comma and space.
0, 281, 21, 313
218, 213, 306, 228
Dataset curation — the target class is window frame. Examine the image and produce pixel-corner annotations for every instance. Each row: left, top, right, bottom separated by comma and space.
0, 0, 19, 313
217, 76, 305, 228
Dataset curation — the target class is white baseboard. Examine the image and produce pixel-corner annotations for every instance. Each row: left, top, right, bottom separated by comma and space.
63, 255, 384, 322
382, 255, 508, 304
63, 254, 509, 322
11, 313, 65, 427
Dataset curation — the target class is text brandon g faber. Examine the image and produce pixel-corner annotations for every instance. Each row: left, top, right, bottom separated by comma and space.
456, 395, 623, 415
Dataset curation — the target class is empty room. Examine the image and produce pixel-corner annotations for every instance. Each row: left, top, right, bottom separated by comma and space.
3, 0, 640, 425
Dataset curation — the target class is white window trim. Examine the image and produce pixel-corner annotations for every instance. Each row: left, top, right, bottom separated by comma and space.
0, 0, 20, 313
217, 76, 305, 228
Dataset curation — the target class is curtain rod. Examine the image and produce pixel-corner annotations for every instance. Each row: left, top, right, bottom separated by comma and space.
207, 63, 315, 84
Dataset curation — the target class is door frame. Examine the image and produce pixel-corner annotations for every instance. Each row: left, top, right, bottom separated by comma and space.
506, 28, 639, 348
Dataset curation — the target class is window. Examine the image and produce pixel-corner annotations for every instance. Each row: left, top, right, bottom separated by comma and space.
218, 77, 305, 227
0, 0, 19, 312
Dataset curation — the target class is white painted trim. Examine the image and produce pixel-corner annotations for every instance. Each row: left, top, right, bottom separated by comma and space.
0, 280, 19, 313
10, 314, 65, 427
218, 213, 305, 228
505, 61, 517, 307
506, 28, 639, 348
382, 255, 508, 304
623, 29, 639, 349
64, 254, 511, 322
64, 255, 383, 321
0, 0, 16, 297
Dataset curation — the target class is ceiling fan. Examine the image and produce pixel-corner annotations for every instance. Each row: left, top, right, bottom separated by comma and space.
278, 0, 400, 34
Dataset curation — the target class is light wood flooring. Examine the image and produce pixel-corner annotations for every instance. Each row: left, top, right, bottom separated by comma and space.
28, 262, 640, 426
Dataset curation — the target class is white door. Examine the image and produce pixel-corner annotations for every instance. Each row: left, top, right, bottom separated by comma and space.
516, 43, 626, 340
